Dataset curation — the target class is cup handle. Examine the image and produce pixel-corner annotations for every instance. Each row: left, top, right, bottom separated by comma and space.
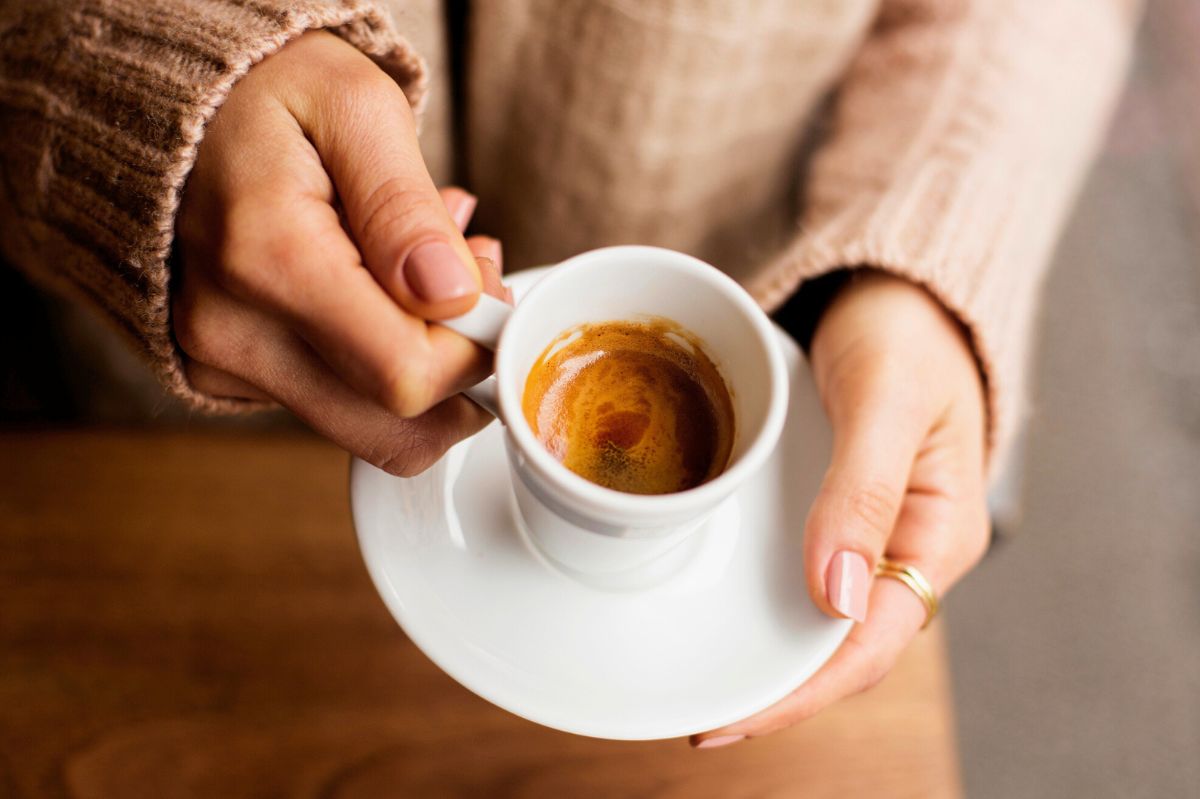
461, 376, 500, 417
438, 292, 514, 418
439, 292, 512, 351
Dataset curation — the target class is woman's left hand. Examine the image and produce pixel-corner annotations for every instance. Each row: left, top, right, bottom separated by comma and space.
691, 270, 992, 748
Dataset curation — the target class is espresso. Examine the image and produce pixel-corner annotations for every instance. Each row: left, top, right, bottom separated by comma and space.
522, 319, 735, 495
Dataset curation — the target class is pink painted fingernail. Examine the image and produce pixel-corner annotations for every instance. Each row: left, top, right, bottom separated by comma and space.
403, 241, 475, 303
695, 734, 745, 749
826, 550, 870, 622
447, 192, 477, 230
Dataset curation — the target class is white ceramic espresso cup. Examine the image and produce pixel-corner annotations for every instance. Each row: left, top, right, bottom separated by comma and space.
440, 245, 788, 581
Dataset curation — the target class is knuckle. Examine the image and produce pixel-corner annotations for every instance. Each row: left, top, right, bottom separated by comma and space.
257, 231, 307, 297
844, 480, 902, 536
378, 358, 435, 419
215, 223, 293, 305
380, 448, 436, 479
207, 198, 307, 303
289, 36, 412, 134
339, 58, 403, 105
325, 69, 413, 154
356, 176, 433, 256
369, 431, 441, 478
260, 225, 305, 272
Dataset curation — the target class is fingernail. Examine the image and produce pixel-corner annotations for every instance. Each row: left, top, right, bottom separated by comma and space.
447, 192, 477, 230
403, 241, 476, 303
475, 236, 502, 265
826, 550, 870, 622
695, 734, 745, 749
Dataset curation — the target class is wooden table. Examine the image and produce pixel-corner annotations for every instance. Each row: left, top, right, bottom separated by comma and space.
0, 431, 961, 798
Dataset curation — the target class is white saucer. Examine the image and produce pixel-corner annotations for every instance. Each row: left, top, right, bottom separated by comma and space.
351, 268, 850, 740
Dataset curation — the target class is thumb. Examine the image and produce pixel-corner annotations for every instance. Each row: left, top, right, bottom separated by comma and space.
804, 395, 923, 622
303, 67, 481, 321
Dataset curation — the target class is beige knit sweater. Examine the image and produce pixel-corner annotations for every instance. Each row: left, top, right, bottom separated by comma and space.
0, 0, 1137, 465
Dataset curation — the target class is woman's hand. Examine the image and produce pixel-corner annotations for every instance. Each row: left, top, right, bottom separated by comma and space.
174, 31, 508, 476
692, 271, 992, 748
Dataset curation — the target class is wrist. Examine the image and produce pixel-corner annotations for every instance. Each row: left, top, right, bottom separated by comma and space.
806, 268, 986, 413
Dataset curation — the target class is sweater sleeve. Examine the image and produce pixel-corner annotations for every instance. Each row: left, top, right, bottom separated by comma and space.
0, 0, 426, 412
746, 0, 1140, 471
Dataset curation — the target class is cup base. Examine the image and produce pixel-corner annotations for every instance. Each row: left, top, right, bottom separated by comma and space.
508, 480, 742, 592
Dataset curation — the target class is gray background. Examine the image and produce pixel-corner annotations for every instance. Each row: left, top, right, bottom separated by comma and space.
946, 3, 1200, 795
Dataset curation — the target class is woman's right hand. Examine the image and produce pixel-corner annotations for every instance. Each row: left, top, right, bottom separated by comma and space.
174, 31, 507, 476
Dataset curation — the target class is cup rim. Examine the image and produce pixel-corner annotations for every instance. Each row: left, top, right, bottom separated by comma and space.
494, 245, 789, 522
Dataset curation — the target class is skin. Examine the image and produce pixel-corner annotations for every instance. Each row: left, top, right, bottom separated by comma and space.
175, 31, 507, 477
175, 31, 991, 745
690, 271, 991, 746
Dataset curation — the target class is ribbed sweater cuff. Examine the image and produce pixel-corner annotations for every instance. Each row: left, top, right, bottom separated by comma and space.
747, 3, 1134, 474
0, 0, 426, 413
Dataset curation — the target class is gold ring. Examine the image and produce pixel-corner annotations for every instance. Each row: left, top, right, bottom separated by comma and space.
875, 559, 940, 629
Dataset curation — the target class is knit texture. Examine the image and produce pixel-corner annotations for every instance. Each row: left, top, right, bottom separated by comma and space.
747, 0, 1140, 467
462, 0, 1137, 470
0, 0, 426, 411
0, 0, 1137, 467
